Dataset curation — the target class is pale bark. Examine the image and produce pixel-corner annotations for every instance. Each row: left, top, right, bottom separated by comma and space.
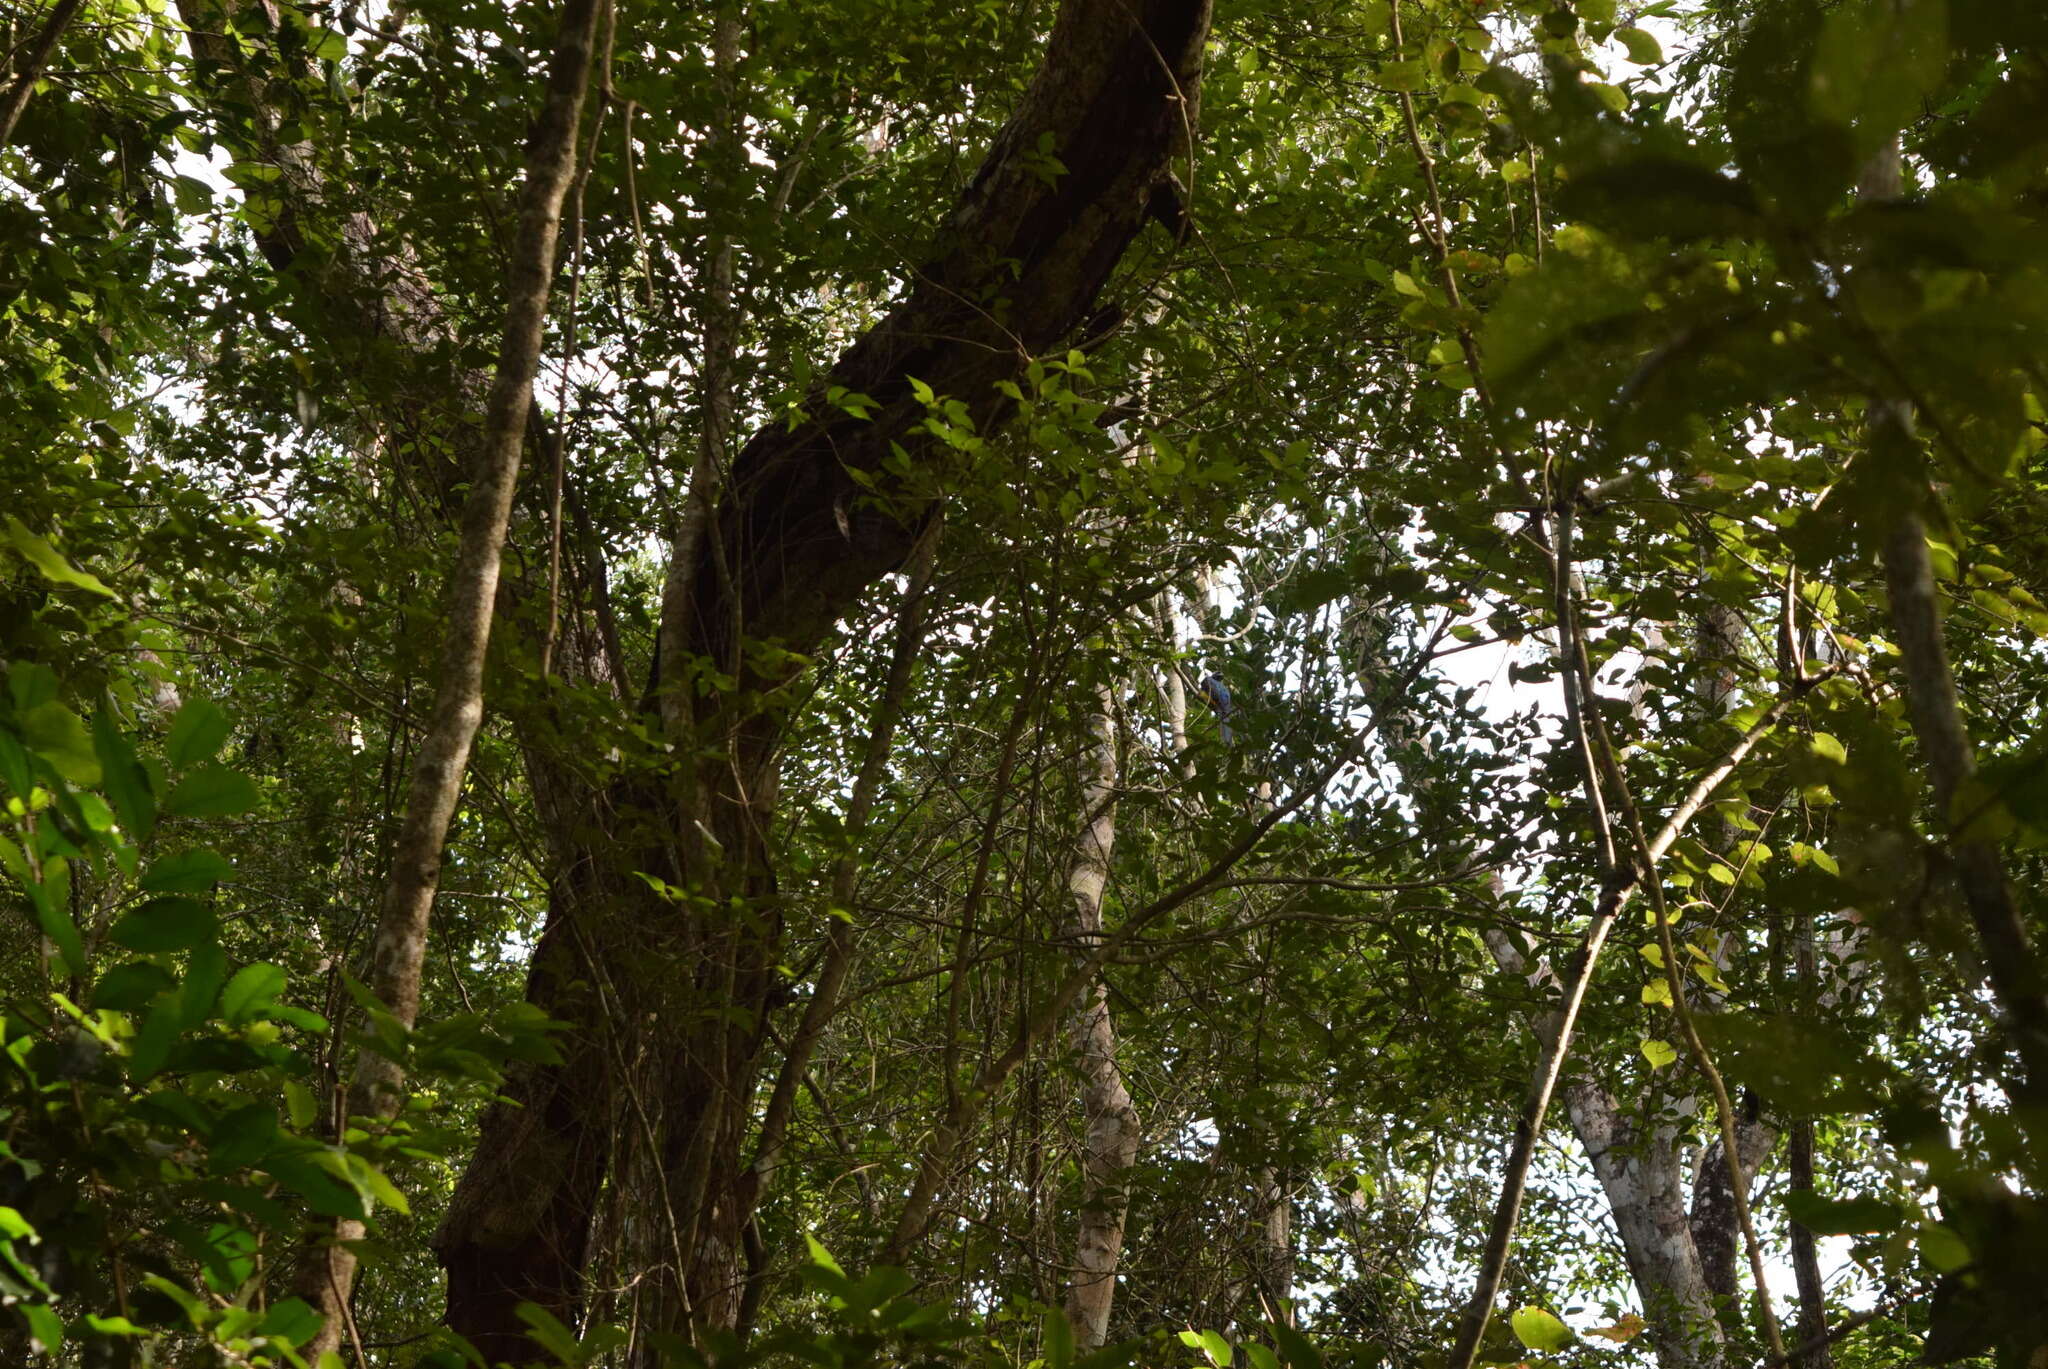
1064, 685, 1138, 1350
1564, 1079, 1725, 1369
292, 1, 606, 1356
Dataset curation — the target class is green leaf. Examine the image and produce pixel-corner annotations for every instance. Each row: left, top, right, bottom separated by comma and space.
1810, 0, 1948, 142
166, 764, 259, 818
1510, 1305, 1572, 1352
93, 961, 177, 1011
1042, 1306, 1074, 1369
1640, 1038, 1678, 1068
1378, 60, 1426, 91
110, 896, 219, 952
93, 711, 157, 841
513, 1303, 584, 1364
805, 1234, 845, 1278
220, 963, 288, 1024
142, 847, 235, 893
22, 1301, 62, 1354
1917, 1223, 1971, 1272
3, 515, 116, 598
181, 939, 230, 1030
167, 698, 231, 770
27, 883, 85, 980
1616, 26, 1662, 64
130, 997, 182, 1080
1783, 1190, 1906, 1235
1199, 1329, 1233, 1367
21, 702, 101, 785
1269, 1320, 1322, 1369
256, 1297, 325, 1348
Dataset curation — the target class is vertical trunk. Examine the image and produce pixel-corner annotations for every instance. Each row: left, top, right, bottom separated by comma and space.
1786, 1116, 1833, 1369
294, 2, 605, 1356
1563, 1080, 1726, 1369
1256, 1168, 1293, 1329
1687, 1098, 1775, 1306
1064, 685, 1138, 1350
1786, 911, 1834, 1369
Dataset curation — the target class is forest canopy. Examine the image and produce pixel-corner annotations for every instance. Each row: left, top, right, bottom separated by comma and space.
3, 0, 2047, 1367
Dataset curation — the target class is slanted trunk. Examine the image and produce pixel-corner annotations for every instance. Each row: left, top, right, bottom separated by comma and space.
1064, 686, 1138, 1350
440, 0, 1215, 1353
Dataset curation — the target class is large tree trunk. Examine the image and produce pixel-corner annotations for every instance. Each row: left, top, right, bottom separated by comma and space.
1064, 685, 1138, 1350
438, 0, 1215, 1354
1562, 1080, 1725, 1369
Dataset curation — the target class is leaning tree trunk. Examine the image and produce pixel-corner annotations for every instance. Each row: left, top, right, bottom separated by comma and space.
1064, 683, 1139, 1350
290, 1, 606, 1358
173, 0, 1212, 1353
436, 0, 1216, 1356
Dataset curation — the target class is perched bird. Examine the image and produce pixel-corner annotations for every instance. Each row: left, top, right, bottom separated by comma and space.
1198, 670, 1233, 747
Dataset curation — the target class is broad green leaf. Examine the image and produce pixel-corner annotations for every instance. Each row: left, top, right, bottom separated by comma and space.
1510, 1306, 1572, 1352
167, 698, 231, 770
1042, 1306, 1074, 1369
1640, 1038, 1678, 1068
110, 896, 219, 952
220, 963, 287, 1024
93, 711, 156, 841
1783, 1190, 1906, 1235
21, 702, 100, 785
22, 1301, 61, 1354
1616, 26, 1662, 64
166, 764, 259, 818
142, 848, 235, 893
2, 514, 116, 597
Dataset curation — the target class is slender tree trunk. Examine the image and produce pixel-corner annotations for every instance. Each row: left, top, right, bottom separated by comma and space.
1861, 142, 2048, 1104
293, 2, 604, 1357
1787, 1117, 1833, 1369
735, 537, 938, 1342
0, 0, 84, 145
1256, 1167, 1293, 1329
1064, 684, 1138, 1350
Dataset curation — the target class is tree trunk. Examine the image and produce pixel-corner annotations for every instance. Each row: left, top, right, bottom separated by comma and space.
1064, 685, 1138, 1350
280, 1, 605, 1357
0, 0, 86, 145
439, 0, 1215, 1353
1562, 1080, 1725, 1369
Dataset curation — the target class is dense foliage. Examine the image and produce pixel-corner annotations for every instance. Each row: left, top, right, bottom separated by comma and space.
3, 0, 2046, 1367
